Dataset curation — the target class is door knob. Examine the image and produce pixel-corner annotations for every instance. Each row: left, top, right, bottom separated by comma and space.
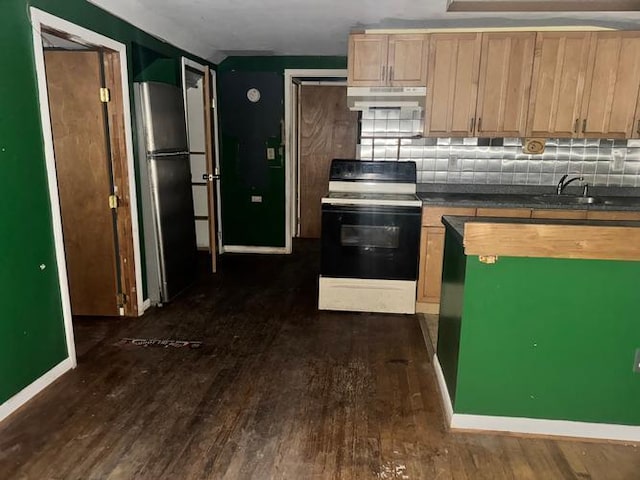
202, 174, 220, 182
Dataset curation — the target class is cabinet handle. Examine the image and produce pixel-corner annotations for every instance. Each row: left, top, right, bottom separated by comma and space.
381, 65, 386, 82
477, 117, 482, 132
470, 117, 475, 132
637, 120, 640, 135
574, 118, 579, 134
389, 66, 394, 81
582, 119, 587, 133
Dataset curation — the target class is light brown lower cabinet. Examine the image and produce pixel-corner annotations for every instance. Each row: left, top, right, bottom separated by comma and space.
531, 209, 587, 219
586, 210, 640, 221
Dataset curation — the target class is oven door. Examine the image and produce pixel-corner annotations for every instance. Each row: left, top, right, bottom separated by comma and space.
321, 203, 421, 281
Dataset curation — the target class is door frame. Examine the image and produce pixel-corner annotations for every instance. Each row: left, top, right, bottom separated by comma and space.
284, 69, 348, 245
180, 57, 223, 255
30, 8, 145, 354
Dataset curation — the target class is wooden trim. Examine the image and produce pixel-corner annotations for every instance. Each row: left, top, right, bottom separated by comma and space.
103, 50, 138, 317
203, 67, 217, 273
587, 210, 640, 221
447, 1, 640, 12
415, 302, 440, 314
423, 206, 477, 226
531, 208, 587, 219
476, 207, 531, 218
464, 221, 640, 261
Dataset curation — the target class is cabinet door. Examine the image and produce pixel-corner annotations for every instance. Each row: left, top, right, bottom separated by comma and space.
527, 32, 591, 138
476, 32, 536, 137
388, 34, 428, 86
417, 226, 446, 304
425, 33, 482, 137
581, 32, 640, 138
348, 34, 388, 86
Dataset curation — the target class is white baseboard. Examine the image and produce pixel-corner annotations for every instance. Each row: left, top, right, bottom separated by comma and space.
432, 354, 640, 443
142, 298, 151, 314
0, 357, 74, 423
451, 414, 640, 443
433, 354, 454, 424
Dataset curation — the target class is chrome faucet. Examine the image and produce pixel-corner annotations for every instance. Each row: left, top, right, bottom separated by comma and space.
556, 174, 584, 195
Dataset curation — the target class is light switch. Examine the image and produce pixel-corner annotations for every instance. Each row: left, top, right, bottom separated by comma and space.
267, 148, 275, 160
251, 195, 262, 203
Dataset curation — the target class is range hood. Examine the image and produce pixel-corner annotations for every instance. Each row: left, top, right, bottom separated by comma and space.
347, 86, 426, 111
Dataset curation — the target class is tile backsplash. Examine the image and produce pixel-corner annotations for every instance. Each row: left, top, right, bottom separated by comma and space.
358, 109, 640, 187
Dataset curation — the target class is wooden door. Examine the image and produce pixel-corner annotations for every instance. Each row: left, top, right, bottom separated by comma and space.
476, 32, 536, 137
203, 68, 218, 272
581, 32, 640, 138
299, 85, 358, 238
425, 33, 482, 137
388, 34, 428, 86
45, 50, 119, 316
527, 32, 592, 137
348, 34, 388, 86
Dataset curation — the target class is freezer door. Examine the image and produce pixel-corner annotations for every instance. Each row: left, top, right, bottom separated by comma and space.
149, 154, 197, 301
138, 82, 189, 153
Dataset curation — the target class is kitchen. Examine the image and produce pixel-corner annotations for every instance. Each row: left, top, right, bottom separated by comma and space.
1, 2, 637, 478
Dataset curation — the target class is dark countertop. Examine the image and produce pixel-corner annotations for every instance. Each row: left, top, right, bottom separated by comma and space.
442, 215, 640, 243
417, 184, 640, 211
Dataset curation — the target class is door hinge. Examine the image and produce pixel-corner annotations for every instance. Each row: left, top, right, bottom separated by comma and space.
109, 194, 119, 209
100, 87, 111, 103
117, 292, 127, 306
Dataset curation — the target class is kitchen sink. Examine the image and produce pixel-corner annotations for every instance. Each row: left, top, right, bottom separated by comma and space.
532, 194, 602, 205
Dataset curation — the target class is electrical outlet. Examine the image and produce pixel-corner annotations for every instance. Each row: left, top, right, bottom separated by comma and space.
634, 349, 640, 373
448, 155, 460, 170
251, 195, 262, 203
267, 147, 275, 160
612, 148, 626, 172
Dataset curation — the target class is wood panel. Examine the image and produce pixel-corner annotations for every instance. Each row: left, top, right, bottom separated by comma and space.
45, 50, 119, 316
387, 34, 428, 86
587, 210, 640, 221
581, 32, 640, 138
422, 206, 476, 226
417, 227, 446, 304
476, 32, 536, 137
299, 86, 358, 238
464, 221, 640, 260
527, 32, 592, 138
476, 207, 531, 218
347, 34, 388, 86
203, 67, 218, 272
102, 51, 137, 316
425, 33, 482, 137
531, 208, 588, 219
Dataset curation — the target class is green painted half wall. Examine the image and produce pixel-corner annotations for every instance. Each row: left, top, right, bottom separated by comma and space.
439, 228, 640, 426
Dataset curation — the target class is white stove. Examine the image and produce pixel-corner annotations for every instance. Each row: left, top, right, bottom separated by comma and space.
318, 160, 422, 314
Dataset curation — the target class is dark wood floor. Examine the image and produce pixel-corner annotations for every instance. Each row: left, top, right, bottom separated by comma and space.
1, 241, 638, 479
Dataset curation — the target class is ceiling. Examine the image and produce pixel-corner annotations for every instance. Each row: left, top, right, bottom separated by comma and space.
88, 0, 640, 63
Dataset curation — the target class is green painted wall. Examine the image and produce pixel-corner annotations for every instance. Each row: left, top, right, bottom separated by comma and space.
217, 56, 346, 248
0, 0, 212, 405
439, 229, 640, 426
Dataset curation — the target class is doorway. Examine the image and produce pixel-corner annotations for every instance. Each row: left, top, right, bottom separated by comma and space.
31, 9, 144, 366
181, 58, 222, 270
284, 69, 356, 242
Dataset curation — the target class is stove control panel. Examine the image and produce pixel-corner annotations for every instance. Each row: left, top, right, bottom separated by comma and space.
329, 159, 416, 183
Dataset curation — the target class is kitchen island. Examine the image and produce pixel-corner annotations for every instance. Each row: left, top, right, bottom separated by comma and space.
433, 215, 640, 442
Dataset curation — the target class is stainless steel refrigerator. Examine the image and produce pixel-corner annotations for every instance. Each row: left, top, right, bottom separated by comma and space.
134, 81, 197, 304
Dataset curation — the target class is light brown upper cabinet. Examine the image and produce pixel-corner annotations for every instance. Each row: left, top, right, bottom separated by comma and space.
580, 32, 640, 139
424, 33, 482, 137
527, 32, 592, 138
348, 34, 427, 86
476, 32, 536, 137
